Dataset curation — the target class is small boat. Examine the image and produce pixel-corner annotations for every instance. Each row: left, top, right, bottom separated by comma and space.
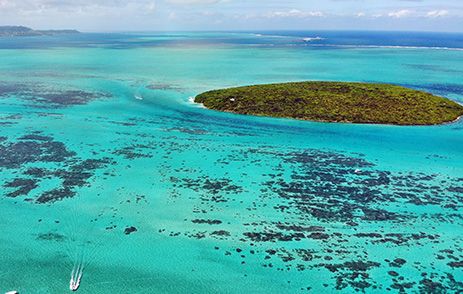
69, 265, 83, 292
6, 291, 19, 294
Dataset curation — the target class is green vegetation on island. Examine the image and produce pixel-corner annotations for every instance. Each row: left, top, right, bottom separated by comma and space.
195, 81, 463, 125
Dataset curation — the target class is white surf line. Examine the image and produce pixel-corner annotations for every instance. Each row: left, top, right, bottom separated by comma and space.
188, 96, 206, 108
302, 37, 324, 42
305, 44, 463, 51
447, 101, 463, 124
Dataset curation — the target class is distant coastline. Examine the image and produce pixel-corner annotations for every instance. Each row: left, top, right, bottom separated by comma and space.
0, 26, 80, 37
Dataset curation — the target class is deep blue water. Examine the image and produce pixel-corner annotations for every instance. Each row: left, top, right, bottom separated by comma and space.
1, 31, 463, 50
254, 30, 463, 49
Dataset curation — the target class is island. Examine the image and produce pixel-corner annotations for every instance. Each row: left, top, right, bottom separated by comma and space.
195, 81, 463, 125
0, 26, 80, 37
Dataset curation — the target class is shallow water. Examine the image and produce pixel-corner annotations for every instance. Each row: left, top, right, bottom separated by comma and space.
0, 32, 462, 293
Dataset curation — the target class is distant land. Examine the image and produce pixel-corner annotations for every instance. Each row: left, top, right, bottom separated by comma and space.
0, 26, 80, 37
195, 81, 463, 125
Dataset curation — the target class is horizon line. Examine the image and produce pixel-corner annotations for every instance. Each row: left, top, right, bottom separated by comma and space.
2, 25, 463, 34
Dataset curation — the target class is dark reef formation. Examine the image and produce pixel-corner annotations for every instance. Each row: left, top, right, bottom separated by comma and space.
1, 133, 113, 203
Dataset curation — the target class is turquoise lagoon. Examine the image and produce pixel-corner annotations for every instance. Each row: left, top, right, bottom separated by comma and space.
0, 32, 462, 293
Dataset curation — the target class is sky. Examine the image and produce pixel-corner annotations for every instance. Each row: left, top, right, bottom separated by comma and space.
0, 0, 462, 32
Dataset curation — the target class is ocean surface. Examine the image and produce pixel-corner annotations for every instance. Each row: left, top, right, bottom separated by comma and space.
0, 31, 462, 293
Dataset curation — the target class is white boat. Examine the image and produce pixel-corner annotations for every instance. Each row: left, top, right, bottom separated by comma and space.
6, 291, 19, 294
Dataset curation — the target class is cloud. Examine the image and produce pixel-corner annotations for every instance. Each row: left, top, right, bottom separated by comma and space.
165, 0, 222, 4
266, 9, 324, 18
388, 9, 412, 18
0, 0, 156, 11
426, 10, 449, 18
0, 0, 460, 32
0, 0, 158, 17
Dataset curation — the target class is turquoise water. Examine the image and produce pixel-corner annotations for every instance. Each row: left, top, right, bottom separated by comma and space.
0, 32, 462, 293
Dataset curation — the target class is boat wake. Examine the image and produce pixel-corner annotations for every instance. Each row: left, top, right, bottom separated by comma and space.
61, 207, 105, 292
70, 262, 84, 292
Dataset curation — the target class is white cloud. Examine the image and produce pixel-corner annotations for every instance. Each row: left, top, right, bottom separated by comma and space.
0, 0, 460, 31
165, 0, 222, 4
388, 9, 412, 18
0, 0, 158, 17
266, 9, 324, 18
426, 10, 449, 18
